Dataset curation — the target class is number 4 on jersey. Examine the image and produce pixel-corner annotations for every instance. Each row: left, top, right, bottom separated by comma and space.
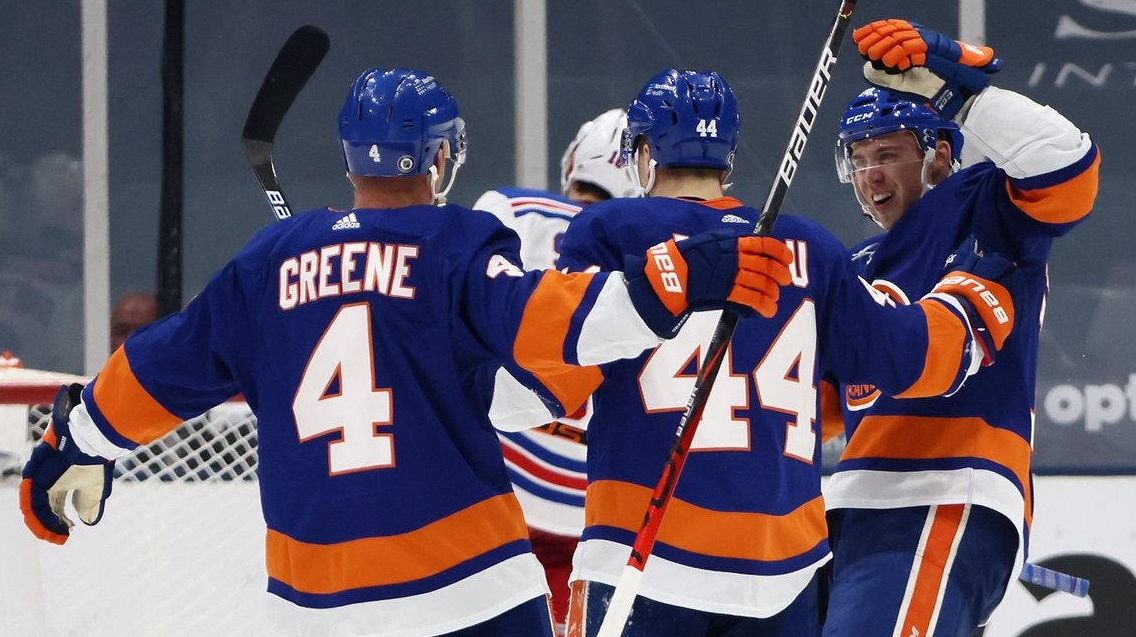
293, 303, 395, 475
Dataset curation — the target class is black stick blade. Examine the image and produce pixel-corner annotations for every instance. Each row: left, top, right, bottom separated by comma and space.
241, 25, 330, 152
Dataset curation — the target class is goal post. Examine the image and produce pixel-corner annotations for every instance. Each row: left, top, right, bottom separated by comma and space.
1, 367, 270, 637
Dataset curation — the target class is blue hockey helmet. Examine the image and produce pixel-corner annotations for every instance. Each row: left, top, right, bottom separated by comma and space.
834, 87, 962, 183
338, 68, 467, 178
621, 69, 740, 172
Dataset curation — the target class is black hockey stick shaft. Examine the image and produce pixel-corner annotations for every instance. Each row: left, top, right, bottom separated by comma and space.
156, 0, 185, 317
241, 25, 330, 220
597, 2, 859, 635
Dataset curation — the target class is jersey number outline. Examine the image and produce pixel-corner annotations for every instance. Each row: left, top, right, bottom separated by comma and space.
695, 118, 718, 138
293, 302, 395, 475
638, 302, 818, 461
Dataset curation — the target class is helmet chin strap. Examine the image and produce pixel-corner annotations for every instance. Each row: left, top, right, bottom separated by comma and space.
919, 147, 937, 196
641, 159, 658, 195
852, 185, 886, 229
429, 156, 463, 206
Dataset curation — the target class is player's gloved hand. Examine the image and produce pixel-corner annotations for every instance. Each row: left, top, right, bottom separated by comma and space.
20, 383, 115, 545
853, 18, 1003, 119
625, 230, 793, 337
928, 236, 1020, 366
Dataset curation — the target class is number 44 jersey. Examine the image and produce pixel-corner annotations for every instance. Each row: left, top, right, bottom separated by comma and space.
557, 196, 987, 618
64, 204, 663, 636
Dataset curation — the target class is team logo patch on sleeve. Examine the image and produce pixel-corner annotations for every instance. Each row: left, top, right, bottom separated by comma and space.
845, 383, 881, 411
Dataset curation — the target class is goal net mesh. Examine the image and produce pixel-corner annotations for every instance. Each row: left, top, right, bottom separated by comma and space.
1, 368, 270, 637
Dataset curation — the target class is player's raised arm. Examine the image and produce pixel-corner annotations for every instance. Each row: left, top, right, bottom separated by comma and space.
853, 18, 1100, 234
463, 225, 793, 417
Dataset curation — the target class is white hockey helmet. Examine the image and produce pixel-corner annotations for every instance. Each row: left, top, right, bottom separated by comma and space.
560, 108, 643, 199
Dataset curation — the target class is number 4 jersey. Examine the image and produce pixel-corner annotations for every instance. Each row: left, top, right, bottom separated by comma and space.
557, 196, 987, 618
61, 204, 662, 636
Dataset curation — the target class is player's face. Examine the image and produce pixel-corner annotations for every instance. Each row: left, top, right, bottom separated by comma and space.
848, 131, 927, 229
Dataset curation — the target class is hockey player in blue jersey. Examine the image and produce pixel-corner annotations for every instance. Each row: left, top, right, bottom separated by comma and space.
474, 108, 640, 635
822, 19, 1100, 637
561, 69, 1023, 637
17, 68, 801, 637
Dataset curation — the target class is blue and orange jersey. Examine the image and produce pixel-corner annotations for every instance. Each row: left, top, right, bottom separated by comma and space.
475, 186, 590, 536
558, 195, 986, 618
67, 204, 660, 635
828, 86, 1100, 580
474, 186, 582, 271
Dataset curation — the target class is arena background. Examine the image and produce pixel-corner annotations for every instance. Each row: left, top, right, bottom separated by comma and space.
1, 1, 1133, 635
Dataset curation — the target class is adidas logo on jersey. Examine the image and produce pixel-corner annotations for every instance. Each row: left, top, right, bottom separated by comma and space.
332, 212, 361, 230
720, 214, 749, 224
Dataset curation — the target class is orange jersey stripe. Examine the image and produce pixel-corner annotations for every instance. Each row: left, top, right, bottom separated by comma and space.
266, 492, 529, 594
895, 301, 967, 399
92, 347, 182, 444
820, 380, 845, 443
585, 480, 827, 562
698, 196, 744, 211
513, 271, 604, 414
899, 504, 966, 635
1005, 152, 1100, 225
842, 416, 1033, 526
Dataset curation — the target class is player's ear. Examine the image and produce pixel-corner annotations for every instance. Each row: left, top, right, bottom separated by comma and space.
434, 141, 449, 180
930, 140, 953, 184
635, 140, 652, 184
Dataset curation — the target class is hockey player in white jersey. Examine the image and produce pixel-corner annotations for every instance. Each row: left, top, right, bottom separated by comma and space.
473, 108, 640, 634
475, 108, 641, 270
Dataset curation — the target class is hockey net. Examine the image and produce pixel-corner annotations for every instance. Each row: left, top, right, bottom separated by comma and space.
1, 367, 270, 637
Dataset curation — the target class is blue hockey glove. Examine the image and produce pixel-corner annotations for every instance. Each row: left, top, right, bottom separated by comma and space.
854, 19, 1003, 119
625, 230, 793, 337
20, 383, 115, 545
930, 236, 1021, 366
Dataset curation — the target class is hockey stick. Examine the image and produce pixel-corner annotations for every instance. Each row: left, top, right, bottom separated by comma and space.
594, 2, 859, 635
1020, 562, 1091, 598
241, 25, 330, 220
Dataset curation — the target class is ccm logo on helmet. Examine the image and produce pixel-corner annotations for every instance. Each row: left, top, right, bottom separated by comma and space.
844, 112, 872, 125
937, 275, 1010, 324
648, 242, 683, 294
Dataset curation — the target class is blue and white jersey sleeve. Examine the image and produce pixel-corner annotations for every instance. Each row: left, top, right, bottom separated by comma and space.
460, 219, 657, 417
959, 86, 1099, 235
